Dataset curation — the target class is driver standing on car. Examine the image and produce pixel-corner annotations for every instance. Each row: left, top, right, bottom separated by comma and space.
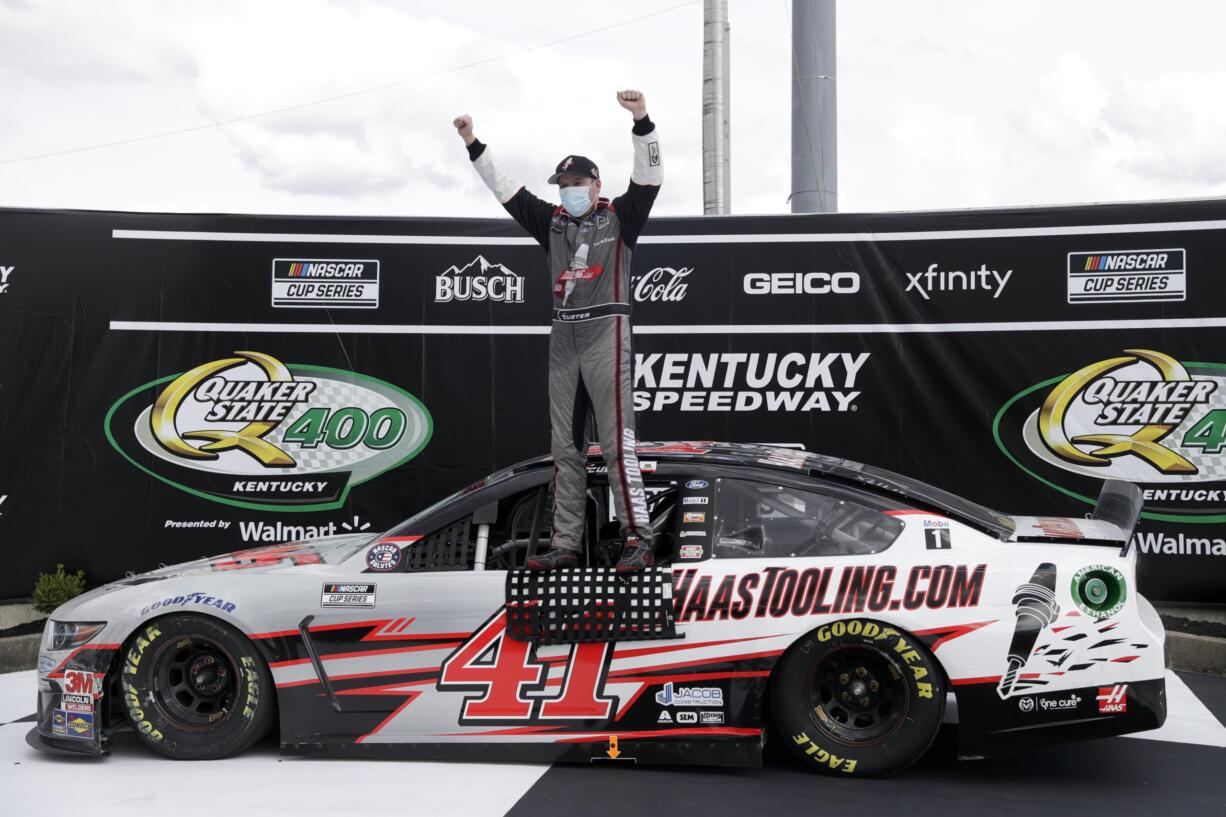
453, 90, 662, 572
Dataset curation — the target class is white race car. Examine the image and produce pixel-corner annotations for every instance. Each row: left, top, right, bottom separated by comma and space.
29, 442, 1164, 776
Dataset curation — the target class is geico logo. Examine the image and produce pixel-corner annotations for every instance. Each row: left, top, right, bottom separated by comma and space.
743, 271, 860, 295
435, 275, 524, 303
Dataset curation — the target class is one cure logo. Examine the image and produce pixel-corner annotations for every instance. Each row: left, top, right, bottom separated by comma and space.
106, 351, 432, 511
995, 348, 1226, 525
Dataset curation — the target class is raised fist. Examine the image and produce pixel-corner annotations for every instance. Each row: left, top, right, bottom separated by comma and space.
616, 90, 647, 119
453, 114, 475, 145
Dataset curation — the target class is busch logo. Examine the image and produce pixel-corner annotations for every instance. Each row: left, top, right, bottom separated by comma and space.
1097, 685, 1128, 713
633, 266, 692, 303
435, 256, 524, 303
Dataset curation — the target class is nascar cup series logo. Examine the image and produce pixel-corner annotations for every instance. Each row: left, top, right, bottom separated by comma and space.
995, 348, 1226, 524
105, 351, 432, 511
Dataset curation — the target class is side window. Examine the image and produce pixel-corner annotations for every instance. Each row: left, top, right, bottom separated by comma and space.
713, 480, 903, 559
404, 484, 551, 573
404, 518, 479, 572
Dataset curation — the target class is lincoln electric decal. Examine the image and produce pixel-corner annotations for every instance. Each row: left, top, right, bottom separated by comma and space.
105, 351, 432, 511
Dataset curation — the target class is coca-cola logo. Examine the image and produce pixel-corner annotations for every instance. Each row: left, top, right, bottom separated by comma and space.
633, 266, 692, 303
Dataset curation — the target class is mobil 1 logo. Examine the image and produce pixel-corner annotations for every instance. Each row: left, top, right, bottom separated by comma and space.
272, 259, 380, 308
1067, 249, 1185, 304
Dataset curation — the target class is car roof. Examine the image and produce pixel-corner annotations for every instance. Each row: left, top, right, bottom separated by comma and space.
495, 441, 1014, 538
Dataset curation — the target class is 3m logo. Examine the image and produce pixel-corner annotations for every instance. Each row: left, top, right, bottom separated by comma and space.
1097, 684, 1128, 714
64, 670, 100, 698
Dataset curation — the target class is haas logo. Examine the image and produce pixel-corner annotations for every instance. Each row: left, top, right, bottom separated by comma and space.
634, 267, 692, 303
1097, 685, 1128, 714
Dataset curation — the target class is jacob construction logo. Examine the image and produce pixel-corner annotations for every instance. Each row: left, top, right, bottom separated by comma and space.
272, 259, 379, 308
1067, 249, 1185, 304
106, 351, 431, 511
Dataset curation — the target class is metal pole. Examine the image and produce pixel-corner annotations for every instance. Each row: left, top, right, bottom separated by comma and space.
791, 0, 837, 213
702, 0, 731, 214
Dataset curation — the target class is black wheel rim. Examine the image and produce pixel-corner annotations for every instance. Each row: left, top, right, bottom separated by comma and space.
150, 635, 240, 729
805, 644, 909, 746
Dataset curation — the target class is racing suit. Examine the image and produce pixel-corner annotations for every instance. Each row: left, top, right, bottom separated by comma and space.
466, 117, 663, 553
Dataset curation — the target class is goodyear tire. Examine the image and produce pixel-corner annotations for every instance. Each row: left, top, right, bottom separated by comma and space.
771, 619, 945, 777
120, 615, 275, 760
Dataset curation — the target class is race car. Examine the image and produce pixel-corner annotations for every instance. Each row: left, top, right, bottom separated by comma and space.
29, 442, 1165, 776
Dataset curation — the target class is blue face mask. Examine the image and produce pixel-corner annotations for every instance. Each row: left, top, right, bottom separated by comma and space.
559, 185, 593, 218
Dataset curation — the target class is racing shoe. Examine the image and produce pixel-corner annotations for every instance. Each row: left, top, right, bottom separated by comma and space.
615, 538, 654, 573
526, 547, 579, 571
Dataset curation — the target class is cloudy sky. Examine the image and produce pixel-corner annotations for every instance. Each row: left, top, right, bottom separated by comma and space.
1, 0, 1225, 218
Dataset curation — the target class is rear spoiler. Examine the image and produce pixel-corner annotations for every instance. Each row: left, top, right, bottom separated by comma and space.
1091, 479, 1144, 555
1011, 480, 1143, 554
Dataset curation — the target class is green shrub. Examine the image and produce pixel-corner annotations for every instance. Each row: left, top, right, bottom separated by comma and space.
32, 564, 87, 614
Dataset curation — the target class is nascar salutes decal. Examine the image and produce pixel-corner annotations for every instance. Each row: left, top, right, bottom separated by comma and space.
367, 543, 402, 572
995, 348, 1226, 524
672, 563, 986, 623
105, 351, 432, 511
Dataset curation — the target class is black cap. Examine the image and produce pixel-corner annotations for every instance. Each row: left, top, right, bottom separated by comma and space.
547, 155, 600, 184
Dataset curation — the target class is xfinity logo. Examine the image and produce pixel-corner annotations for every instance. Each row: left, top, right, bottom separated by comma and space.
743, 271, 860, 295
0, 265, 14, 295
0, 494, 7, 516
633, 266, 691, 302
905, 263, 1012, 300
435, 255, 524, 303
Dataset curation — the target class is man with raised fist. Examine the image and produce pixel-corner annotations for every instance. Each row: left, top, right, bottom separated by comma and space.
453, 90, 663, 572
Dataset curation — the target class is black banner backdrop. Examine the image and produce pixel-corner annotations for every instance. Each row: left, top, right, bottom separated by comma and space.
2, 200, 1225, 602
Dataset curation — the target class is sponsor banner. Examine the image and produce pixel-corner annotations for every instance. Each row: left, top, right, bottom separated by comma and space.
1, 202, 1225, 602
1067, 249, 1185, 304
271, 259, 379, 308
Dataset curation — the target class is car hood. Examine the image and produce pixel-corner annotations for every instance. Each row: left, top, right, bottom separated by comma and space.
115, 533, 378, 583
